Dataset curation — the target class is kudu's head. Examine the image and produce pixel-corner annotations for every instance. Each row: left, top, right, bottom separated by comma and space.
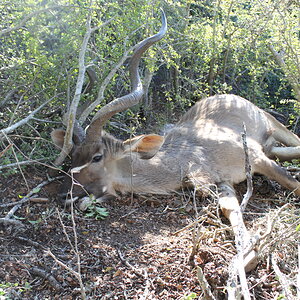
51, 11, 167, 201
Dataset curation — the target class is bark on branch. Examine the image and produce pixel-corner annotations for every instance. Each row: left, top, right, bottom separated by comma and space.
268, 44, 300, 102
54, 16, 113, 165
0, 96, 56, 141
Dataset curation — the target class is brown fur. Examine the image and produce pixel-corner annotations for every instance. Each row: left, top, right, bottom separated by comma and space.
52, 94, 300, 199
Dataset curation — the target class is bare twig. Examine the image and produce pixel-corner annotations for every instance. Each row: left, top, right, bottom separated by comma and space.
258, 204, 291, 253
54, 16, 112, 165
117, 248, 147, 279
227, 260, 241, 300
29, 267, 63, 292
45, 249, 86, 299
240, 123, 253, 212
50, 173, 86, 299
16, 236, 46, 250
232, 212, 251, 300
0, 218, 24, 227
0, 177, 62, 208
197, 267, 217, 300
271, 253, 295, 300
0, 158, 48, 170
0, 144, 12, 158
0, 94, 61, 140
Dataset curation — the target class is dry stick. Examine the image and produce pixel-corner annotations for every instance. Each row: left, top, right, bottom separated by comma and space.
258, 203, 291, 253
0, 144, 12, 158
227, 125, 253, 300
52, 210, 86, 299
240, 123, 253, 212
197, 267, 217, 300
29, 266, 63, 292
231, 212, 251, 300
0, 177, 62, 208
0, 95, 59, 140
54, 17, 112, 165
54, 14, 94, 166
0, 158, 47, 170
2, 133, 29, 191
0, 177, 61, 227
51, 171, 87, 299
46, 249, 86, 300
271, 254, 295, 300
117, 249, 147, 279
16, 236, 46, 250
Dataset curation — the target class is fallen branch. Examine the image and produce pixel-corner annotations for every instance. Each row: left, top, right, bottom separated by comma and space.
30, 266, 63, 292
271, 253, 295, 299
0, 177, 62, 208
117, 248, 147, 279
227, 259, 241, 300
197, 267, 217, 300
240, 123, 253, 212
16, 236, 46, 250
46, 249, 86, 299
0, 158, 47, 170
0, 144, 12, 158
230, 211, 251, 300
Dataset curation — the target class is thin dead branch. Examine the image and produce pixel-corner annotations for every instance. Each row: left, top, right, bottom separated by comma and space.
271, 253, 295, 299
0, 177, 62, 208
54, 17, 113, 166
117, 248, 147, 279
0, 158, 47, 170
240, 123, 253, 212
197, 267, 217, 300
46, 249, 86, 299
0, 144, 12, 158
0, 94, 61, 141
16, 236, 46, 250
29, 266, 63, 292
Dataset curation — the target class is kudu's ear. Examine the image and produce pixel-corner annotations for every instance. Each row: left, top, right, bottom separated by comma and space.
51, 129, 66, 149
51, 127, 84, 149
123, 134, 164, 159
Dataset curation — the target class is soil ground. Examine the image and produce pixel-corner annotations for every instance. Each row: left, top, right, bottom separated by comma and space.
0, 166, 299, 299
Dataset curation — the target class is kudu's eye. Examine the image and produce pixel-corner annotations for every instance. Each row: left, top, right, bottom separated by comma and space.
92, 154, 103, 163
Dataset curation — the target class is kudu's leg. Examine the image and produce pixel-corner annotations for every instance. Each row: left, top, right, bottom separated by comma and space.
267, 116, 300, 160
270, 146, 300, 161
218, 183, 258, 272
255, 156, 300, 196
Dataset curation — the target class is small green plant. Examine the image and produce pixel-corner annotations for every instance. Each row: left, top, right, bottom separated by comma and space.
0, 282, 31, 298
85, 196, 109, 220
180, 292, 197, 300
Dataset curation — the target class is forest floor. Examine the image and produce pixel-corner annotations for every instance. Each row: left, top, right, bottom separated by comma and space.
0, 166, 299, 299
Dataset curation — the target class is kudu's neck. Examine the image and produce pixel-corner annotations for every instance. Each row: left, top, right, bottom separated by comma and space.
112, 152, 185, 194
111, 145, 214, 195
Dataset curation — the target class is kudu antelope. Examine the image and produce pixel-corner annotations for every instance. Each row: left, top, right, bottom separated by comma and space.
52, 11, 300, 270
